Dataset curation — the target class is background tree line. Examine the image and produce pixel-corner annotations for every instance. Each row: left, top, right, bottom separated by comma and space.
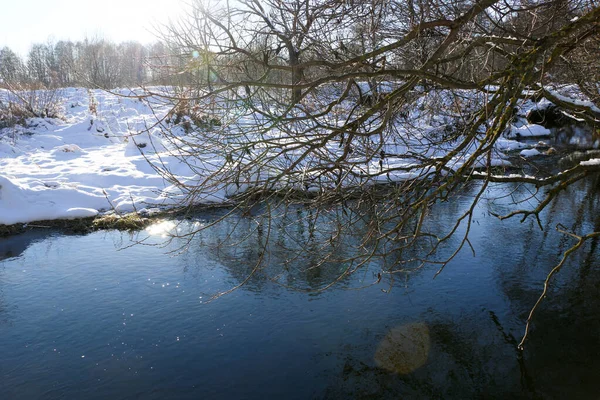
0, 38, 196, 89
1, 0, 598, 99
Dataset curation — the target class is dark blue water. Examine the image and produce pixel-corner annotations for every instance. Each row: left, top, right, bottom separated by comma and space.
1, 180, 599, 399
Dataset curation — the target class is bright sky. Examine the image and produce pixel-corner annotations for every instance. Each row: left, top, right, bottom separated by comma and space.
0, 0, 187, 56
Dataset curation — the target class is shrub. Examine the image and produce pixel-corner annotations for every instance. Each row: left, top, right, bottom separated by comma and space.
0, 84, 63, 129
166, 98, 222, 132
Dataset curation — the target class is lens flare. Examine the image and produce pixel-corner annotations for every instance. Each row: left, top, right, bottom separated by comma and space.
375, 322, 430, 374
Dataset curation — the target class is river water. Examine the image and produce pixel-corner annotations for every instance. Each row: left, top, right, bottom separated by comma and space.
1, 178, 599, 399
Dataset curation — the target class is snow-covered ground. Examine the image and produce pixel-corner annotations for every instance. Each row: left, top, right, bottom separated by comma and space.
0, 88, 203, 225
0, 87, 559, 226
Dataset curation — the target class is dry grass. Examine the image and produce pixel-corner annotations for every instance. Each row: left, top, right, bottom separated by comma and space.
0, 212, 153, 238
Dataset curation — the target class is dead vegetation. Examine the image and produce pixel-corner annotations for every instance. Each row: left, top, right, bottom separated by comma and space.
0, 212, 152, 238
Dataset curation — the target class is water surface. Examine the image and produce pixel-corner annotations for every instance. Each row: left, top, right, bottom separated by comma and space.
1, 180, 599, 399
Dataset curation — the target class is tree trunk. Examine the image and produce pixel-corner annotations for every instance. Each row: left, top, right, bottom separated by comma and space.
288, 47, 303, 104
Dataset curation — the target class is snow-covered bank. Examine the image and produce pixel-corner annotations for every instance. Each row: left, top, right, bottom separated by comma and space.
0, 86, 588, 226
0, 88, 206, 225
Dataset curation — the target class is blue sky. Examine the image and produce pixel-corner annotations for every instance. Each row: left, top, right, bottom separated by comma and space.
0, 0, 185, 56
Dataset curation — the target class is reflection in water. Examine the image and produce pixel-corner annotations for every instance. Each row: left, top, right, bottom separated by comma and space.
0, 230, 54, 261
552, 123, 598, 150
174, 181, 490, 296
0, 230, 60, 328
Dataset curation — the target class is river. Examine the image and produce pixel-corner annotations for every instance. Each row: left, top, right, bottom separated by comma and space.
1, 177, 599, 399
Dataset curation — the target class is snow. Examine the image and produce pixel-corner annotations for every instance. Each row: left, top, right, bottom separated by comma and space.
495, 138, 529, 151
581, 158, 600, 166
545, 87, 600, 115
0, 175, 102, 225
0, 88, 204, 225
520, 148, 542, 157
507, 124, 551, 139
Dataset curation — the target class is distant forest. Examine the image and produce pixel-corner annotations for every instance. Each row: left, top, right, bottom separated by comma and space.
0, 39, 190, 89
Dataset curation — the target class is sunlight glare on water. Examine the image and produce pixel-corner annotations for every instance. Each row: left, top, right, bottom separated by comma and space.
145, 220, 177, 237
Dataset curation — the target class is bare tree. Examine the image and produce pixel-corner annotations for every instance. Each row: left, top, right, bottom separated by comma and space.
0, 47, 26, 85
129, 0, 600, 346
27, 43, 54, 87
54, 40, 76, 87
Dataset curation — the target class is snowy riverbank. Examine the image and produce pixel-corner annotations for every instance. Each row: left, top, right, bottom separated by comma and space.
0, 88, 198, 225
0, 86, 583, 226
